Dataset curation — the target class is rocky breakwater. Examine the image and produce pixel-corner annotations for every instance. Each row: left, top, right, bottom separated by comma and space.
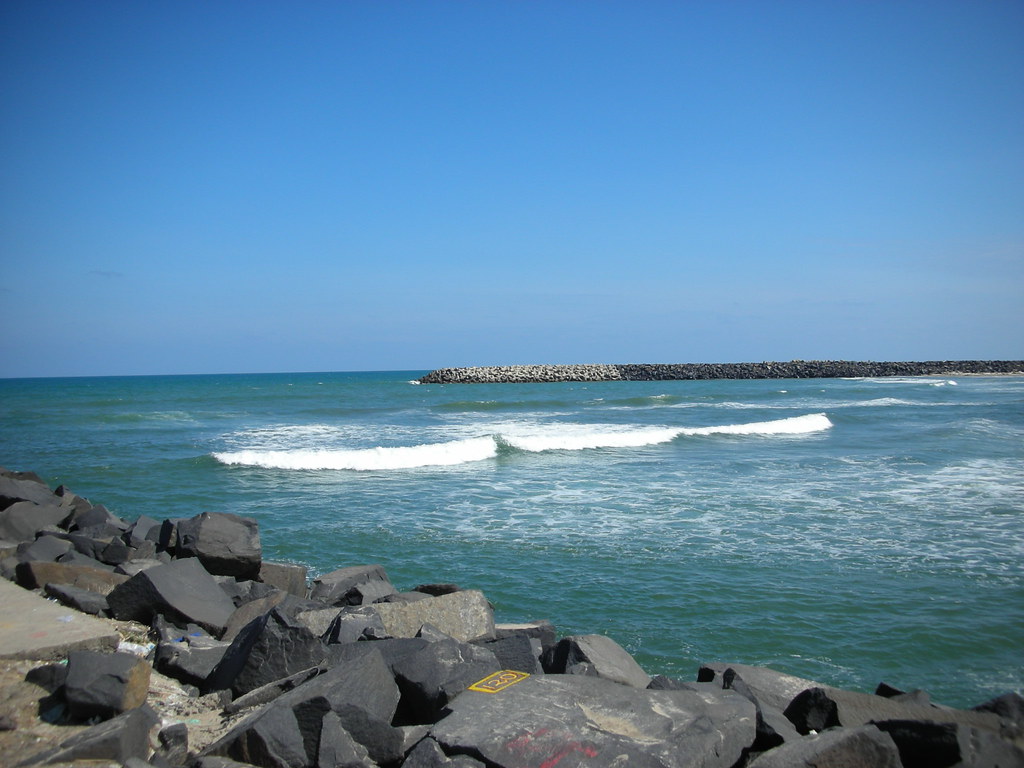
419, 360, 1024, 383
1, 466, 1022, 767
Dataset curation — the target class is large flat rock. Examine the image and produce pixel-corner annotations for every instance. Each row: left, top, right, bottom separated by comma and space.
0, 579, 119, 660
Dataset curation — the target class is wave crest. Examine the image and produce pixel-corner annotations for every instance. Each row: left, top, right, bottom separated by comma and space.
212, 413, 832, 471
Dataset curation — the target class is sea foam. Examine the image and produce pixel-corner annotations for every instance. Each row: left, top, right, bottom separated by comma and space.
212, 413, 832, 471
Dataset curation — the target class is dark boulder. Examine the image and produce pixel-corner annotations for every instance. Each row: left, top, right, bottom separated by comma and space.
63, 650, 151, 721
0, 501, 71, 543
258, 560, 309, 597
16, 705, 159, 766
15, 535, 73, 563
43, 582, 110, 616
207, 607, 328, 697
321, 606, 390, 644
153, 618, 231, 690
748, 724, 903, 767
390, 632, 502, 724
203, 647, 401, 767
405, 736, 488, 768
106, 557, 237, 637
175, 511, 262, 579
542, 634, 651, 688
15, 560, 127, 593
474, 634, 543, 675
722, 667, 800, 751
309, 563, 396, 606
0, 470, 58, 509
874, 719, 1024, 768
430, 674, 756, 768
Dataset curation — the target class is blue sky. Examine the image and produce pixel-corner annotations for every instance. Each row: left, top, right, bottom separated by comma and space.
1, 1, 1021, 377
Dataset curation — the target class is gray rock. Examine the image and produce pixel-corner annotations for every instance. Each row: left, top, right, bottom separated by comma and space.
748, 724, 903, 767
722, 667, 800, 750
431, 674, 757, 768
368, 589, 494, 642
259, 560, 309, 597
106, 557, 237, 637
207, 607, 328, 697
125, 515, 162, 548
310, 564, 396, 606
405, 737, 487, 768
222, 590, 288, 641
0, 471, 58, 509
16, 705, 159, 766
56, 549, 117, 570
43, 582, 110, 616
15, 560, 127, 593
294, 606, 345, 637
155, 625, 230, 690
322, 606, 390, 644
698, 662, 822, 714
15, 534, 73, 563
391, 635, 502, 724
0, 502, 70, 542
224, 664, 326, 715
175, 511, 262, 579
69, 504, 126, 533
494, 621, 557, 653
318, 710, 377, 768
475, 634, 543, 674
63, 650, 151, 721
543, 634, 651, 688
204, 647, 401, 767
875, 719, 1024, 768
156, 721, 189, 766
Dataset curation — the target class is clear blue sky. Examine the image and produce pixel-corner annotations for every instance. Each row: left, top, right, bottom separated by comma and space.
2, 1, 1021, 377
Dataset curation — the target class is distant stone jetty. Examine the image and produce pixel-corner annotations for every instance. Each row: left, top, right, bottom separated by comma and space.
419, 360, 1024, 384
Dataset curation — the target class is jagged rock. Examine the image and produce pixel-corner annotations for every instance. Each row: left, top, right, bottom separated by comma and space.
106, 557, 237, 637
203, 647, 401, 767
368, 589, 494, 642
222, 590, 288, 641
430, 674, 757, 768
0, 470, 58, 509
258, 561, 308, 597
43, 582, 110, 615
405, 736, 488, 768
874, 719, 1024, 768
783, 687, 842, 735
973, 691, 1024, 727
16, 705, 159, 765
310, 564, 397, 606
224, 664, 326, 715
67, 531, 119, 561
321, 606, 389, 644
175, 511, 262, 579
68, 504, 126, 533
294, 606, 345, 637
317, 710, 377, 768
542, 634, 651, 688
722, 667, 799, 751
154, 619, 230, 689
207, 607, 328, 697
475, 634, 543, 674
63, 650, 151, 721
215, 576, 279, 608
748, 724, 903, 767
15, 534, 73, 562
494, 621, 557, 651
25, 663, 68, 694
125, 515, 162, 547
56, 549, 117, 570
698, 662, 821, 713
116, 558, 165, 576
15, 560, 128, 593
0, 501, 70, 542
390, 632, 502, 724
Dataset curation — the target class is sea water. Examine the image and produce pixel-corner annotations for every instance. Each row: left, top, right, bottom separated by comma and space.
1, 371, 1021, 707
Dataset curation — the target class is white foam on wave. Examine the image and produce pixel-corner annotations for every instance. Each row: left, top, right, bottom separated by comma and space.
212, 413, 832, 471
213, 436, 497, 471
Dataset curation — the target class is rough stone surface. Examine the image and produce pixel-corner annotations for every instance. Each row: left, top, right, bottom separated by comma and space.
207, 607, 328, 697
16, 705, 159, 766
0, 503, 71, 543
175, 511, 262, 579
543, 634, 651, 688
42, 582, 110, 616
258, 561, 309, 597
106, 557, 237, 637
748, 724, 904, 767
369, 589, 495, 642
63, 650, 151, 721
309, 564, 396, 606
431, 674, 757, 768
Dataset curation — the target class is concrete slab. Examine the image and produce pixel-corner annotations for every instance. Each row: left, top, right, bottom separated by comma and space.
0, 578, 119, 660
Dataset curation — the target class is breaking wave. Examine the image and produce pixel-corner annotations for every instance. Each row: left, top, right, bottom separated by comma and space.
212, 413, 832, 472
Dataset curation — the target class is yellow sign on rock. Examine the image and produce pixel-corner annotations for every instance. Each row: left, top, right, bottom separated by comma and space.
468, 670, 531, 693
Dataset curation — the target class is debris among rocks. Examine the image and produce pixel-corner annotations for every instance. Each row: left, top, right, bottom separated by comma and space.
1, 466, 1022, 768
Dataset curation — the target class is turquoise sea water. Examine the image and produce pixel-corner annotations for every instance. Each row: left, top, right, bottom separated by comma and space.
1, 371, 1022, 707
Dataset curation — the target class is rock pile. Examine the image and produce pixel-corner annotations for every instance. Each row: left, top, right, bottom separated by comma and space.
1, 467, 1022, 767
418, 360, 1024, 383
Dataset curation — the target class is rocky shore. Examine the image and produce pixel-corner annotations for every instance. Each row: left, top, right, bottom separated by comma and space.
1, 467, 1022, 767
418, 360, 1024, 384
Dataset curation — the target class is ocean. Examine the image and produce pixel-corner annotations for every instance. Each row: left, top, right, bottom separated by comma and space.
1, 371, 1021, 707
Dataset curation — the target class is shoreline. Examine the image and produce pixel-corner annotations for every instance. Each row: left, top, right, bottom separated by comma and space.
418, 360, 1024, 384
